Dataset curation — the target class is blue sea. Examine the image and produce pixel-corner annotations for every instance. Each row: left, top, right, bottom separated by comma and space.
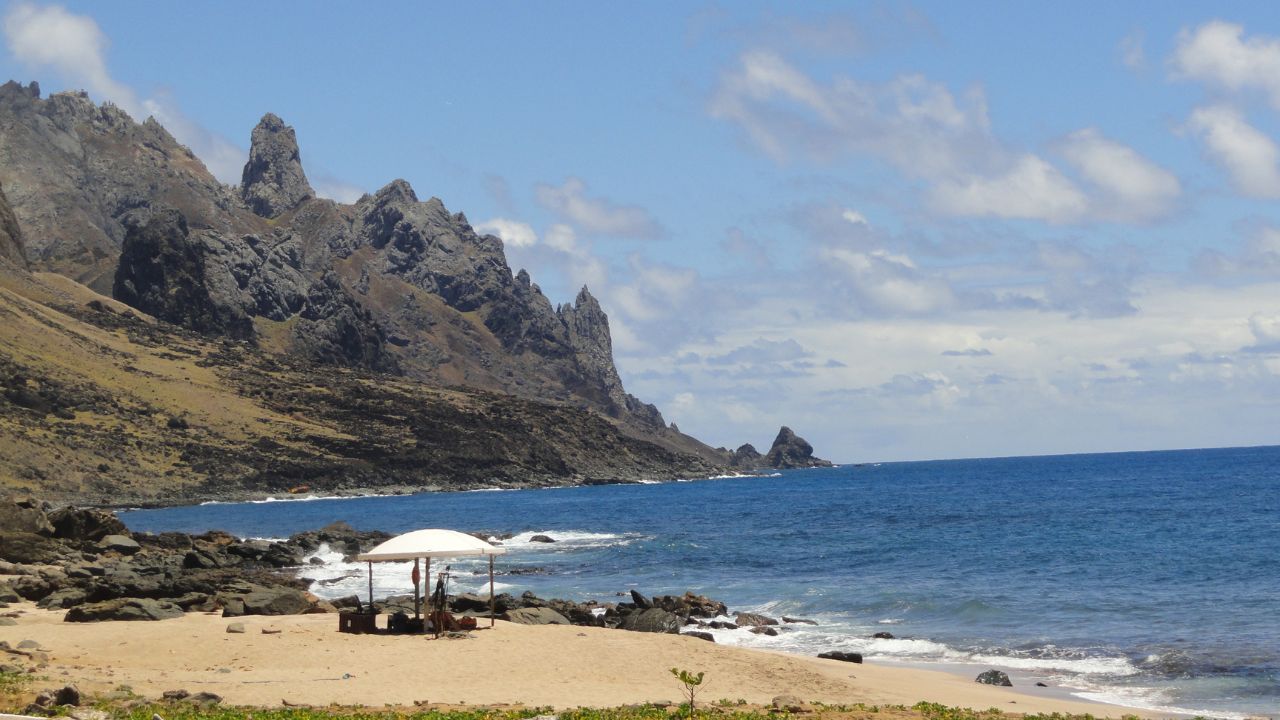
120, 445, 1280, 718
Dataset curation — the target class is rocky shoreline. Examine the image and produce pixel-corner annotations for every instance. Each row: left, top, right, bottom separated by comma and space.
1, 496, 854, 654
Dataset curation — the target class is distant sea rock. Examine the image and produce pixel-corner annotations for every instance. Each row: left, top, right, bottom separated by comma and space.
726, 427, 832, 470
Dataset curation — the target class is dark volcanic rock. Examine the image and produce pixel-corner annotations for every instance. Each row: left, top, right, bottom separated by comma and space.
817, 651, 863, 663
734, 611, 779, 627
620, 607, 681, 634
0, 180, 27, 268
240, 114, 314, 218
503, 607, 570, 625
0, 496, 53, 536
0, 532, 64, 564
764, 427, 832, 469
0, 81, 235, 290
113, 209, 255, 339
48, 507, 127, 542
65, 597, 184, 622
729, 443, 762, 469
976, 670, 1013, 686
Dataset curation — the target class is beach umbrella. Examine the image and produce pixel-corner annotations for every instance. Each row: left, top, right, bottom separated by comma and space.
356, 529, 507, 632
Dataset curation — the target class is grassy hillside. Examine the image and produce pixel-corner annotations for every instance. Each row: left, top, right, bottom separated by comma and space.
0, 271, 722, 506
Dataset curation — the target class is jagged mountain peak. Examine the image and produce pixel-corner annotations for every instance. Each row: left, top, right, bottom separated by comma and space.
241, 113, 314, 218
372, 179, 419, 205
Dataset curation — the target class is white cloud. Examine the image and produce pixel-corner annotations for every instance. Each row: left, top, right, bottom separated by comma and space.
711, 50, 1173, 225
821, 245, 955, 315
2, 2, 138, 113
1120, 30, 1146, 71
1186, 104, 1280, 198
1249, 312, 1280, 348
475, 218, 538, 248
312, 176, 366, 204
2, 2, 253, 184
708, 50, 996, 178
534, 177, 662, 238
544, 223, 577, 253
930, 154, 1089, 223
1172, 20, 1280, 109
841, 209, 868, 225
1058, 128, 1181, 221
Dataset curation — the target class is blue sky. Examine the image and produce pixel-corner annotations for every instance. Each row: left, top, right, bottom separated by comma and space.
4, 1, 1280, 461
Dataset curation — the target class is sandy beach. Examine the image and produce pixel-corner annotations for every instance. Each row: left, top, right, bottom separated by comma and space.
0, 603, 1163, 716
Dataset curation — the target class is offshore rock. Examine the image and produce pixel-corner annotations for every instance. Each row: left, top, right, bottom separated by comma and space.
240, 114, 314, 218
764, 427, 833, 469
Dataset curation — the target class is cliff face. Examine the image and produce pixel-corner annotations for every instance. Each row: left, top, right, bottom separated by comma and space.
0, 81, 240, 291
0, 180, 27, 269
0, 80, 711, 469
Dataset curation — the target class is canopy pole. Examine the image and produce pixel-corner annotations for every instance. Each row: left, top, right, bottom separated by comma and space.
413, 557, 421, 620
424, 557, 431, 635
367, 561, 373, 610
489, 554, 496, 628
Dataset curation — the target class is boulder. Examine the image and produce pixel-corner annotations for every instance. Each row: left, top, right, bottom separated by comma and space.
503, 607, 570, 625
529, 534, 556, 543
53, 684, 82, 706
226, 587, 312, 616
653, 591, 727, 618
976, 670, 1012, 687
629, 589, 651, 609
749, 626, 779, 636
0, 496, 53, 536
0, 532, 65, 564
65, 598, 184, 622
817, 651, 862, 664
619, 608, 681, 634
37, 587, 87, 609
783, 616, 817, 625
449, 593, 491, 613
873, 631, 894, 639
682, 631, 715, 642
96, 535, 141, 555
772, 695, 806, 713
47, 507, 127, 542
734, 612, 778, 627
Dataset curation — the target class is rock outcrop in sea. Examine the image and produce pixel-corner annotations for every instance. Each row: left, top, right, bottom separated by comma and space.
725, 427, 832, 470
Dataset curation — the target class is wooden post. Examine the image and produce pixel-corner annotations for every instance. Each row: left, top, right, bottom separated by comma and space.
413, 557, 421, 620
424, 557, 431, 635
367, 561, 373, 610
489, 554, 496, 627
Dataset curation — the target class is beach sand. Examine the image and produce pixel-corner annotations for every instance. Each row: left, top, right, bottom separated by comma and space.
0, 604, 1159, 716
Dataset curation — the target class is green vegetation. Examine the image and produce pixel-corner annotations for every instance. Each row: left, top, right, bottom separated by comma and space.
670, 667, 706, 717
0, 670, 31, 697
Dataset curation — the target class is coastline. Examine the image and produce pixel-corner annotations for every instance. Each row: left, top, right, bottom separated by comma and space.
0, 603, 1166, 717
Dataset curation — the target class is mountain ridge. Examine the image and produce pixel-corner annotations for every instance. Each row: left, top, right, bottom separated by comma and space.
0, 79, 829, 503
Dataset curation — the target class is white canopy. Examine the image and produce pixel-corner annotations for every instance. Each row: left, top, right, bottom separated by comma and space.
356, 528, 507, 562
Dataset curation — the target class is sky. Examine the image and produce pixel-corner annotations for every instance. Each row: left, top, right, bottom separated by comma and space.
3, 1, 1280, 462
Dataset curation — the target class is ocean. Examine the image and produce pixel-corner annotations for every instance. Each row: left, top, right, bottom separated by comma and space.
119, 445, 1280, 718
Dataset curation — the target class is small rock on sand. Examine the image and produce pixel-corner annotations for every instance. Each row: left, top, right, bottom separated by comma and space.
226, 622, 245, 634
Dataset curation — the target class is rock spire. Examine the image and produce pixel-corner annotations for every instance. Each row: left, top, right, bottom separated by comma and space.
240, 113, 314, 218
